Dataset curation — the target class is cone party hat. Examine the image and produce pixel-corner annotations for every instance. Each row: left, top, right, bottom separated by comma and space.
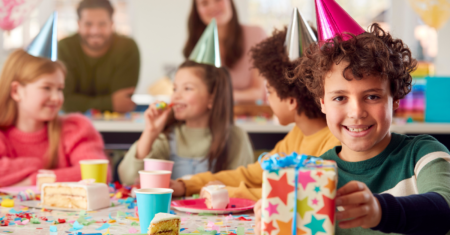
285, 7, 318, 61
189, 18, 221, 67
26, 11, 58, 61
314, 0, 364, 42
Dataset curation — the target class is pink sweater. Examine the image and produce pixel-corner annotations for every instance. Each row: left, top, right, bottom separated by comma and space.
228, 25, 267, 90
0, 114, 109, 187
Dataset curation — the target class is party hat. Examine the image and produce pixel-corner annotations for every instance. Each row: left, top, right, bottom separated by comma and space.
285, 7, 317, 61
314, 0, 365, 42
26, 11, 58, 61
189, 18, 221, 67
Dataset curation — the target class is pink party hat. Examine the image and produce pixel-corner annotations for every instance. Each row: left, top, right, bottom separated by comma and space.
315, 0, 365, 42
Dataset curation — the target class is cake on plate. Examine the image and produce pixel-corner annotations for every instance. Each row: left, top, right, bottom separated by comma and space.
148, 213, 180, 235
200, 185, 229, 209
36, 170, 56, 192
41, 182, 110, 211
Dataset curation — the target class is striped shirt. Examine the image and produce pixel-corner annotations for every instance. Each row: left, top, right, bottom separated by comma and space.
321, 133, 450, 235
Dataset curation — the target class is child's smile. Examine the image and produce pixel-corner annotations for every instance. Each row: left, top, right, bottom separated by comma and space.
320, 61, 398, 161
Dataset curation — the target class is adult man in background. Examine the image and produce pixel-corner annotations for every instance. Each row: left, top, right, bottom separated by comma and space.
59, 0, 140, 113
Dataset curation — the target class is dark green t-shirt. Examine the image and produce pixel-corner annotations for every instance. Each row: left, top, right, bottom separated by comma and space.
321, 133, 450, 235
58, 33, 140, 113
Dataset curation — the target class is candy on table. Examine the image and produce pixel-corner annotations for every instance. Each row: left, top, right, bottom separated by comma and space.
17, 189, 36, 201
1, 199, 14, 207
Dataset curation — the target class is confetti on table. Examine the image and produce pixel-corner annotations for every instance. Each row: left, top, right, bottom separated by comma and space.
128, 227, 138, 233
69, 221, 84, 231
108, 219, 116, 223
237, 227, 245, 235
215, 221, 223, 225
9, 208, 21, 213
30, 217, 40, 224
102, 228, 110, 235
49, 226, 57, 232
126, 216, 139, 221
96, 223, 111, 230
130, 221, 139, 226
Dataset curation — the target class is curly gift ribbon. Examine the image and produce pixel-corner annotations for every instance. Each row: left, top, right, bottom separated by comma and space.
259, 152, 323, 235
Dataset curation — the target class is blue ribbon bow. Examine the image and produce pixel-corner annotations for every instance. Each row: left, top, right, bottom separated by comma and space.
259, 152, 323, 235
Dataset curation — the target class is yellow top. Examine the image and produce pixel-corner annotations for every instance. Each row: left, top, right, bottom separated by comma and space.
181, 125, 341, 201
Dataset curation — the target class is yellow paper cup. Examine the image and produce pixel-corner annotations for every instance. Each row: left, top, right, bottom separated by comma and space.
79, 159, 109, 183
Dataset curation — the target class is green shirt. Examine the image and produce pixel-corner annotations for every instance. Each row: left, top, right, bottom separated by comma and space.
58, 33, 140, 113
118, 124, 255, 186
321, 133, 450, 235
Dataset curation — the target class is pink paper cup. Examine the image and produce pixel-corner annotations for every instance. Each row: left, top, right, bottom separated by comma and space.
144, 159, 174, 171
139, 170, 172, 189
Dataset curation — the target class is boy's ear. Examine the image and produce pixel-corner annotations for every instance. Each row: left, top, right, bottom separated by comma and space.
10, 81, 22, 102
207, 95, 213, 110
320, 98, 326, 114
393, 99, 399, 111
287, 97, 297, 112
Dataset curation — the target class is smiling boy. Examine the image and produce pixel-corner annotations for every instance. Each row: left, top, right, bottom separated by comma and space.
296, 23, 450, 234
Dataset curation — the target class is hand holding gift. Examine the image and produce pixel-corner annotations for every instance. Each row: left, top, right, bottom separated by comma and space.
335, 181, 382, 229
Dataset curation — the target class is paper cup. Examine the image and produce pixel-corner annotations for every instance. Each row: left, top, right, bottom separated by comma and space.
144, 159, 174, 171
139, 170, 171, 189
136, 188, 173, 233
79, 159, 109, 183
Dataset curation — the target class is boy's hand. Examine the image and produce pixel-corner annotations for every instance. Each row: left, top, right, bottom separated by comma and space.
170, 180, 186, 197
336, 181, 382, 229
254, 199, 262, 235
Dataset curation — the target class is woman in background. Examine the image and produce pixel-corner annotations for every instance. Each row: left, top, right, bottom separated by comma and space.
183, 0, 267, 103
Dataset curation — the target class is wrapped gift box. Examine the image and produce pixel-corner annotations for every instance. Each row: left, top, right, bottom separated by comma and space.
261, 156, 337, 235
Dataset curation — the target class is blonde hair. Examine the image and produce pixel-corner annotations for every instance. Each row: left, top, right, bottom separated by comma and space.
0, 49, 67, 169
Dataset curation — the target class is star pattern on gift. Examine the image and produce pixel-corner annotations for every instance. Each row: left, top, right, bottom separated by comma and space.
297, 171, 316, 190
297, 196, 314, 219
312, 198, 318, 205
263, 221, 276, 235
317, 194, 335, 224
267, 173, 295, 205
316, 171, 323, 177
269, 169, 280, 176
305, 215, 326, 235
314, 186, 321, 193
265, 202, 279, 217
324, 178, 336, 194
276, 218, 306, 235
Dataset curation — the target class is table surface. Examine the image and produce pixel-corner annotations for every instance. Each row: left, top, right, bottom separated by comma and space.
0, 198, 256, 235
92, 119, 450, 134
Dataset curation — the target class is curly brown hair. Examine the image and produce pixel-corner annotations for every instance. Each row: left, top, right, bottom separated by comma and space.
293, 23, 417, 104
250, 27, 324, 119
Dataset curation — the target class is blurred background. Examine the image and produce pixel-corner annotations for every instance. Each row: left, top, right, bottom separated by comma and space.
0, 0, 442, 93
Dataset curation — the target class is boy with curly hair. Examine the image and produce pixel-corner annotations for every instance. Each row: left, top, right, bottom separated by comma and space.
170, 26, 340, 202
295, 23, 450, 234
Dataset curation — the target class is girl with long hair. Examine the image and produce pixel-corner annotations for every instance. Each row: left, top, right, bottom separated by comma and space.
118, 61, 254, 185
0, 50, 109, 187
183, 0, 267, 103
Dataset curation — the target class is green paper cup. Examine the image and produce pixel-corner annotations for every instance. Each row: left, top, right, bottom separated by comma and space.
79, 159, 109, 183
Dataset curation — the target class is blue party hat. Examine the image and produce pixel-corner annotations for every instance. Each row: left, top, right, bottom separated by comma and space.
26, 12, 58, 61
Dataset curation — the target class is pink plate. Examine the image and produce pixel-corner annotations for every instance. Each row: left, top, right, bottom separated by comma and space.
171, 198, 255, 214
0, 186, 38, 195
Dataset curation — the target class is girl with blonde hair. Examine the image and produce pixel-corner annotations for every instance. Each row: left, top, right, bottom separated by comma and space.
0, 49, 109, 187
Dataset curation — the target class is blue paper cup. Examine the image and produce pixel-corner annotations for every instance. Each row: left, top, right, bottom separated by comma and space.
136, 188, 173, 233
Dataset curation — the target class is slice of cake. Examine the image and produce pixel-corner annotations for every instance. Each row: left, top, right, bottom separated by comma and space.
200, 185, 229, 209
36, 170, 56, 192
41, 182, 110, 211
148, 213, 180, 235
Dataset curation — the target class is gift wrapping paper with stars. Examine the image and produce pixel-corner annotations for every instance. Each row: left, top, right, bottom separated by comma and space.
261, 160, 337, 235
